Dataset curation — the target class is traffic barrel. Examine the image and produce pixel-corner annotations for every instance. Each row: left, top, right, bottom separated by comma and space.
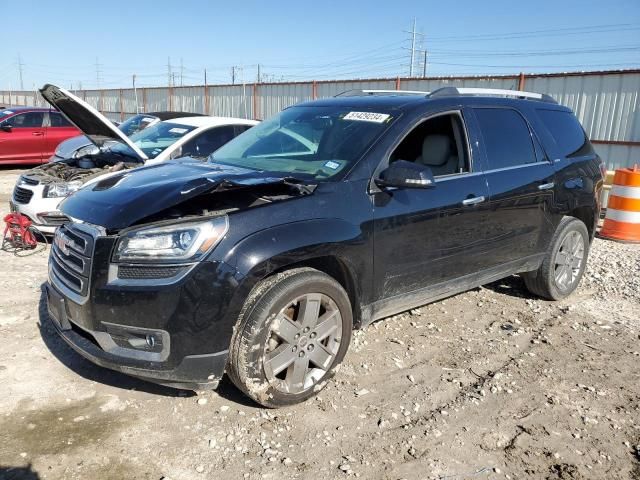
599, 164, 640, 243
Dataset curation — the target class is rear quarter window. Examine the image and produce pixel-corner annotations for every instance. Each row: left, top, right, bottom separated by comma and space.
536, 109, 594, 158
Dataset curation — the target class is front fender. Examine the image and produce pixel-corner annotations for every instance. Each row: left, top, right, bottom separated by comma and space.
226, 218, 366, 279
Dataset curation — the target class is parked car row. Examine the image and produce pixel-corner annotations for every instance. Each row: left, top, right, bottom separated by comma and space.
9, 86, 258, 233
9, 84, 604, 407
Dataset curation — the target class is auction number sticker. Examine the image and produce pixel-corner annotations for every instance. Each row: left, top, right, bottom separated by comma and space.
169, 127, 188, 134
343, 111, 391, 123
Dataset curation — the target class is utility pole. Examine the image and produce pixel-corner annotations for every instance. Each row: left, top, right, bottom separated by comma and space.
409, 18, 416, 77
17, 54, 24, 90
256, 64, 261, 83
422, 49, 428, 77
180, 58, 184, 86
231, 66, 236, 85
167, 57, 172, 87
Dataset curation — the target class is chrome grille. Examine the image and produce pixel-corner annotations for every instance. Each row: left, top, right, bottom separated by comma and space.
13, 186, 33, 204
49, 224, 97, 299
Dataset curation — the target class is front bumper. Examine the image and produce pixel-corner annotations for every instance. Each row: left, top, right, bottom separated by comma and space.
46, 234, 250, 390
11, 183, 69, 234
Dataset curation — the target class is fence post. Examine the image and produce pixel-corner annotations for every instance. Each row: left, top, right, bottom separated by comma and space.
518, 72, 526, 91
395, 77, 401, 90
119, 89, 124, 121
142, 88, 147, 113
204, 84, 209, 115
168, 85, 173, 111
99, 90, 104, 114
312, 80, 317, 100
253, 83, 259, 120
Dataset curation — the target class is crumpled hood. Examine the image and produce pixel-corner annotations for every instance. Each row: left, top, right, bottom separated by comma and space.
60, 160, 314, 231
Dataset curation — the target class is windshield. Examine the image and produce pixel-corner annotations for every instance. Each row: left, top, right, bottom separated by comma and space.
209, 106, 395, 180
118, 114, 158, 136
110, 121, 196, 160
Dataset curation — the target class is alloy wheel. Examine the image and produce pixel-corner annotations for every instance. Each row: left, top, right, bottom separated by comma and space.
263, 293, 343, 394
553, 230, 585, 290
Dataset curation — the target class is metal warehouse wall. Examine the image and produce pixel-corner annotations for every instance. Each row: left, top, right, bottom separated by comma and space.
1, 69, 638, 169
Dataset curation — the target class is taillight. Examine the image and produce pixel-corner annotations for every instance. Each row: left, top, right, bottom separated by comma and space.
598, 160, 607, 179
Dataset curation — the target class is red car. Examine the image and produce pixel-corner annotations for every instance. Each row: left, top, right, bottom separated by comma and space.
0, 107, 80, 164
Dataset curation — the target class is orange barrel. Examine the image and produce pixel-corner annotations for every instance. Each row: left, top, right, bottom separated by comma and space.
599, 164, 640, 243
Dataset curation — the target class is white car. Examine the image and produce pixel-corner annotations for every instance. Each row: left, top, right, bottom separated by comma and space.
11, 84, 258, 234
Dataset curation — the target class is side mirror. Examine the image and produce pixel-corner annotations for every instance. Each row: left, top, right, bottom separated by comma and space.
1, 124, 12, 132
375, 160, 435, 189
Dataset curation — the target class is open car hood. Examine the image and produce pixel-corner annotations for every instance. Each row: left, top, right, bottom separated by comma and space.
60, 160, 316, 231
39, 84, 148, 161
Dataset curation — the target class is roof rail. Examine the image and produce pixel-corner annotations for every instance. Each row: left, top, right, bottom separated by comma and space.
427, 87, 557, 103
335, 89, 430, 97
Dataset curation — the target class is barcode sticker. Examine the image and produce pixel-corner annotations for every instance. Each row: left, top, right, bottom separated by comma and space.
343, 111, 391, 123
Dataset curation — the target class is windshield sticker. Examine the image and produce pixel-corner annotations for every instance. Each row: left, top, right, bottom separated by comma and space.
2, 110, 13, 115
141, 117, 154, 123
343, 111, 391, 123
169, 127, 188, 134
324, 160, 341, 170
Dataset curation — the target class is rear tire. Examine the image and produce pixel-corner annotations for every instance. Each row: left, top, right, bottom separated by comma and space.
522, 217, 589, 300
227, 268, 352, 408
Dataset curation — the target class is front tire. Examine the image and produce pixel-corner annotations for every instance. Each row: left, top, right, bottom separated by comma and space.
522, 217, 589, 300
227, 268, 352, 408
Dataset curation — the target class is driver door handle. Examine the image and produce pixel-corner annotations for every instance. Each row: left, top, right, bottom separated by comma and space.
538, 182, 555, 190
32, 131, 44, 136
462, 195, 485, 206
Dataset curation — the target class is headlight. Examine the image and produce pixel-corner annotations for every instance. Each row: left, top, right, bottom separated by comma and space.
113, 216, 229, 263
72, 144, 100, 158
44, 181, 83, 198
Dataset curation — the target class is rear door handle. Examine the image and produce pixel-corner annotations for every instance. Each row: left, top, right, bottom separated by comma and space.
538, 182, 555, 190
32, 131, 44, 136
462, 195, 485, 206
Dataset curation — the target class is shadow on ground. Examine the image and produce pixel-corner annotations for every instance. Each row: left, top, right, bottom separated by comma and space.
36, 284, 260, 407
0, 464, 40, 480
484, 274, 534, 299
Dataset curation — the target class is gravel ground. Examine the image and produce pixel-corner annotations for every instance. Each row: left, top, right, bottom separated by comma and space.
0, 166, 638, 480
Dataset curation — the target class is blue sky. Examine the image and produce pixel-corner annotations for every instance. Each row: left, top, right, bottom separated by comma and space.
1, 0, 639, 90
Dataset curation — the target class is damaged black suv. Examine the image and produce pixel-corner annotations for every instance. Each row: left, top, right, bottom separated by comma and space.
47, 88, 603, 407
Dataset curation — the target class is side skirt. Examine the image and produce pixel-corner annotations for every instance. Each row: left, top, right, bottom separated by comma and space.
359, 254, 544, 327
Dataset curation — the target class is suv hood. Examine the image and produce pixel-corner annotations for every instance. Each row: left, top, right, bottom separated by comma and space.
39, 84, 148, 161
60, 160, 316, 231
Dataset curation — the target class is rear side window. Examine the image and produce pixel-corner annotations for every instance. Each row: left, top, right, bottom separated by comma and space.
474, 108, 536, 169
3, 112, 45, 128
49, 112, 73, 127
537, 109, 594, 158
182, 126, 237, 158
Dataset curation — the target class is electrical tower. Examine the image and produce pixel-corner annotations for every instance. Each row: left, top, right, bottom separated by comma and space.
95, 57, 103, 89
403, 19, 427, 77
17, 54, 24, 90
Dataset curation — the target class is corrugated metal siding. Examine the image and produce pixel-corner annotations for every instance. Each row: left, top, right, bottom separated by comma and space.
525, 72, 640, 143
2, 70, 638, 168
593, 143, 638, 170
208, 85, 253, 119
258, 83, 313, 119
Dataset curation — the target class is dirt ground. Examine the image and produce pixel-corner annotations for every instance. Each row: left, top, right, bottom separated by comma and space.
0, 166, 638, 480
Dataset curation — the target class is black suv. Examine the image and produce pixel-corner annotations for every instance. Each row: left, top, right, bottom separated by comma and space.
46, 88, 604, 407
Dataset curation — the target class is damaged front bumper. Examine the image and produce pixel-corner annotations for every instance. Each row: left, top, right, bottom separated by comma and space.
45, 245, 248, 390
